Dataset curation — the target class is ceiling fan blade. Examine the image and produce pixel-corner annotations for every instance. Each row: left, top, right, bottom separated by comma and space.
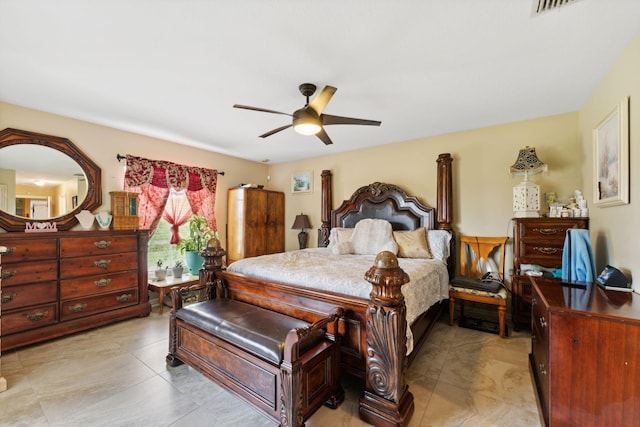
322, 114, 381, 127
315, 128, 333, 145
308, 86, 337, 115
233, 104, 291, 116
259, 124, 292, 138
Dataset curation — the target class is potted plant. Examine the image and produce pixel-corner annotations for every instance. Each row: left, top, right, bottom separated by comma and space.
176, 215, 216, 275
154, 259, 167, 281
172, 260, 184, 279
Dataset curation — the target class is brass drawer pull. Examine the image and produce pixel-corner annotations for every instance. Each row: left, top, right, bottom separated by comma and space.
116, 293, 133, 303
69, 303, 88, 313
534, 247, 559, 255
534, 227, 561, 235
1, 292, 17, 303
539, 316, 547, 328
1, 269, 17, 279
532, 334, 537, 344
26, 311, 49, 321
94, 278, 112, 287
94, 240, 112, 249
94, 259, 112, 269
531, 297, 537, 306
539, 363, 547, 376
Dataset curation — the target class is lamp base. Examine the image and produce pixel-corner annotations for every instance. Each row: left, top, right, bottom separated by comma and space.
298, 230, 308, 250
513, 181, 540, 218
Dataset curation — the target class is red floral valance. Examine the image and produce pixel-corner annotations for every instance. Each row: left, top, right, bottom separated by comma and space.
124, 155, 218, 193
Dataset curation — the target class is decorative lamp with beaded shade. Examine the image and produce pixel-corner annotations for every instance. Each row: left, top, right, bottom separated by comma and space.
510, 146, 547, 218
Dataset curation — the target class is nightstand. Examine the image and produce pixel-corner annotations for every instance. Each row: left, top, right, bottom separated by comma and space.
512, 217, 588, 331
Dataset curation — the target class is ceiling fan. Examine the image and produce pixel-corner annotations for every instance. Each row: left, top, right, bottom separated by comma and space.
233, 83, 381, 145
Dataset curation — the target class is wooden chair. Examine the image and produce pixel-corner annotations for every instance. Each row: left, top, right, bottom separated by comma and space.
449, 236, 509, 338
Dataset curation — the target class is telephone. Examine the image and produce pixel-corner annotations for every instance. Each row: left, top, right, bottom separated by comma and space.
595, 265, 630, 289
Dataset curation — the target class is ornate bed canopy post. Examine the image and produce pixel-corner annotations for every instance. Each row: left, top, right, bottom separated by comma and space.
318, 169, 332, 247
359, 251, 414, 427
436, 153, 453, 230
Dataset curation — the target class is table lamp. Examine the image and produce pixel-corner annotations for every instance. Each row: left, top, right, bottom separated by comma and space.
510, 146, 547, 217
291, 213, 311, 249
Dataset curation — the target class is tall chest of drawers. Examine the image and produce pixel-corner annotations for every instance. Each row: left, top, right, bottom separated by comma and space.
0, 230, 151, 351
512, 217, 588, 331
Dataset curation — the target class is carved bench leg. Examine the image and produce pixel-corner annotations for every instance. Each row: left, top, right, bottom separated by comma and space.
280, 361, 304, 427
166, 312, 184, 367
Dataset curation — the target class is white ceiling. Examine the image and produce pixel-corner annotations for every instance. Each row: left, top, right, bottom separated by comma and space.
1, 1, 639, 164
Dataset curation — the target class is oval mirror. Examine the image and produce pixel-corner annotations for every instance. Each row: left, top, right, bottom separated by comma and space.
0, 128, 102, 231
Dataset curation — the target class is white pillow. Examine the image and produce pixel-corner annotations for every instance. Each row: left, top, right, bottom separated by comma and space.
427, 230, 452, 262
332, 241, 355, 255
350, 219, 398, 255
393, 227, 433, 259
327, 227, 354, 250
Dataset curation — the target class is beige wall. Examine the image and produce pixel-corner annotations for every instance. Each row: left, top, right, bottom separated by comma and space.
0, 102, 269, 246
579, 31, 640, 290
269, 112, 583, 262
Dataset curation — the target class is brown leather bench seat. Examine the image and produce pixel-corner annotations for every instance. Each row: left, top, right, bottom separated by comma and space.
167, 284, 343, 427
175, 299, 325, 365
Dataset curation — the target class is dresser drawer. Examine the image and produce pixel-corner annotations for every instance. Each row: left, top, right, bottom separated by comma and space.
60, 271, 138, 299
0, 259, 58, 286
1, 303, 58, 334
531, 330, 550, 412
60, 288, 139, 321
531, 288, 550, 345
60, 252, 138, 278
517, 219, 588, 239
60, 235, 138, 258
1, 281, 57, 310
0, 238, 57, 262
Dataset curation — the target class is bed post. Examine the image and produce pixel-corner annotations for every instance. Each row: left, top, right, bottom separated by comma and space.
436, 153, 453, 230
318, 169, 332, 247
359, 252, 414, 427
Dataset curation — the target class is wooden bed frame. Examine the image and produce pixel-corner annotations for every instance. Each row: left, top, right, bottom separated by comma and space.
216, 153, 453, 427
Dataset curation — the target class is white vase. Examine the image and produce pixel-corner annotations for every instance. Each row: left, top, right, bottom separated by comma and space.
96, 211, 112, 230
75, 210, 95, 230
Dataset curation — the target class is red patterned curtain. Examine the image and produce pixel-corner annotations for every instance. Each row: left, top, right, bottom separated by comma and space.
162, 190, 193, 244
123, 155, 219, 236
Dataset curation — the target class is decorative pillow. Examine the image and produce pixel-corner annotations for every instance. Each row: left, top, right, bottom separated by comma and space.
393, 227, 432, 259
327, 227, 354, 250
332, 241, 354, 255
350, 219, 398, 255
427, 230, 452, 262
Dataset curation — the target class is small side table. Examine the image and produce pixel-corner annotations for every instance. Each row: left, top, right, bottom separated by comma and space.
148, 274, 199, 314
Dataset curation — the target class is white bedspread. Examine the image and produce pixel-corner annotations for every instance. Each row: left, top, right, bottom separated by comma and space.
227, 248, 450, 353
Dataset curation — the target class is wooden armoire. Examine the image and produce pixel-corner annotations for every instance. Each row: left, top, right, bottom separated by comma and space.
227, 188, 284, 264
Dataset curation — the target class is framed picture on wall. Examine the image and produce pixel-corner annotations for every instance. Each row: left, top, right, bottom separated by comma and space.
593, 96, 629, 207
291, 171, 312, 194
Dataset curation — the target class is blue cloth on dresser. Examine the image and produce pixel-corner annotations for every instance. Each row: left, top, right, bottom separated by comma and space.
561, 228, 596, 282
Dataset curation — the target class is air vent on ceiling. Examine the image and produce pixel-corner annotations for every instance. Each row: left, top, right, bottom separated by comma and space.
534, 0, 578, 14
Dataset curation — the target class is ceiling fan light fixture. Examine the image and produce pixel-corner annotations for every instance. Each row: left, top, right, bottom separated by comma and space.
293, 108, 321, 135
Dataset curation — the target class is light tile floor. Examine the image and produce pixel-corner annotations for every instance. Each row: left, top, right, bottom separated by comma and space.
0, 309, 543, 426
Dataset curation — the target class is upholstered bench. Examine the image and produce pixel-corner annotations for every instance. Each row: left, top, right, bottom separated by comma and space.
166, 283, 343, 427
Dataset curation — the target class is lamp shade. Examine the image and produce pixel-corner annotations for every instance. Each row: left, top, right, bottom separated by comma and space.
291, 213, 311, 230
509, 146, 547, 176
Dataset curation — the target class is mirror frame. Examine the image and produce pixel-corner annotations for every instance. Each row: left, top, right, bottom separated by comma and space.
0, 128, 102, 231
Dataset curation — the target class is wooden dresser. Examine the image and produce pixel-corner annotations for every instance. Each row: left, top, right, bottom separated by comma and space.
530, 278, 640, 427
512, 217, 588, 331
0, 230, 151, 351
226, 188, 284, 264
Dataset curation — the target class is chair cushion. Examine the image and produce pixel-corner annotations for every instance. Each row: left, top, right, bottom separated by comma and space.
449, 283, 508, 300
176, 299, 324, 364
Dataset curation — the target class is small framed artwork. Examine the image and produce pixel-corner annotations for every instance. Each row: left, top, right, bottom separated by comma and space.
291, 171, 312, 194
593, 96, 629, 207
